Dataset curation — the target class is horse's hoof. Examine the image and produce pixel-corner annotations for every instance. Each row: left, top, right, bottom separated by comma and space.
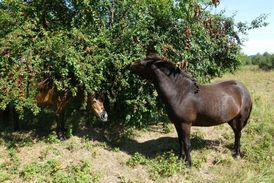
233, 153, 241, 159
185, 162, 192, 168
59, 136, 67, 141
183, 159, 192, 168
57, 133, 67, 141
185, 164, 191, 168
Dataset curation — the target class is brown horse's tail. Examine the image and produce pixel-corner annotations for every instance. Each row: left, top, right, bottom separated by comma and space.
243, 101, 252, 128
238, 81, 253, 128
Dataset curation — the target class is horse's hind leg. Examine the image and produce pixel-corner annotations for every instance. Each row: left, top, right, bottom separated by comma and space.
229, 101, 252, 158
228, 117, 244, 158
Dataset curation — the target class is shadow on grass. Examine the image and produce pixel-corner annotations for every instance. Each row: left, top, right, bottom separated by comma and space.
0, 107, 100, 148
75, 127, 223, 159
0, 111, 55, 148
0, 111, 228, 159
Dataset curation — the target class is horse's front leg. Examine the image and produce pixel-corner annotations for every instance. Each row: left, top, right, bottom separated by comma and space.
174, 122, 192, 167
56, 111, 66, 141
181, 122, 192, 168
174, 123, 183, 159
8, 104, 19, 131
55, 97, 69, 141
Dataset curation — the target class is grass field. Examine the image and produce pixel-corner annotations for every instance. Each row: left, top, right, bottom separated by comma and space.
0, 65, 273, 183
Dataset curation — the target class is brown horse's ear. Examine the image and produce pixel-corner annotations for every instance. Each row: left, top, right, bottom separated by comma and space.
176, 61, 188, 71
145, 59, 162, 68
94, 92, 104, 100
38, 78, 54, 91
182, 61, 188, 70
38, 78, 49, 90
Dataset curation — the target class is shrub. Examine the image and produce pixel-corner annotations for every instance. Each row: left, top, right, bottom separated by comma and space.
244, 52, 274, 70
0, 0, 267, 130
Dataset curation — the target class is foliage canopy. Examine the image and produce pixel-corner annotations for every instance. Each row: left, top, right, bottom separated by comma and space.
0, 0, 267, 128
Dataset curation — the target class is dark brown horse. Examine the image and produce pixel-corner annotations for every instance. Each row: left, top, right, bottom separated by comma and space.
130, 55, 252, 167
36, 78, 108, 140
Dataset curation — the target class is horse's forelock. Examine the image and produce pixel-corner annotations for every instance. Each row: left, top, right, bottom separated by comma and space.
89, 92, 104, 101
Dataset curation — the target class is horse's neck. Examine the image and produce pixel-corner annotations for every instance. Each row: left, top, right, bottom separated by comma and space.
152, 68, 177, 101
153, 67, 193, 104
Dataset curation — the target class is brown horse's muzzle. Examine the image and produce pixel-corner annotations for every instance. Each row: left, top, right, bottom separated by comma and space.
129, 62, 139, 70
98, 110, 108, 122
129, 62, 145, 74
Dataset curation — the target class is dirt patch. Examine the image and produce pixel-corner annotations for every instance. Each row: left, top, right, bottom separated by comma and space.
92, 149, 152, 183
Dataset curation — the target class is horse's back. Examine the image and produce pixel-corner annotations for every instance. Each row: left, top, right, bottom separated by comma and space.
209, 79, 251, 105
192, 80, 252, 126
213, 79, 252, 120
211, 79, 240, 87
216, 79, 250, 100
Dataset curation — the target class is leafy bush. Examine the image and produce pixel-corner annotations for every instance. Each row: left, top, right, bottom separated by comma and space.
0, 0, 267, 130
259, 57, 274, 70
241, 52, 274, 70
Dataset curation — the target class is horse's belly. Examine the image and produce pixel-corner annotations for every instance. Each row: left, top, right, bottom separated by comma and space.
191, 114, 227, 126
191, 94, 241, 126
192, 120, 226, 127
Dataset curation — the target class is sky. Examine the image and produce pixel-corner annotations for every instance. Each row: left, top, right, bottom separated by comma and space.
213, 0, 274, 55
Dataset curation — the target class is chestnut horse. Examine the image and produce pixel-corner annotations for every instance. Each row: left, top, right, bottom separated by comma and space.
36, 78, 108, 140
130, 55, 252, 167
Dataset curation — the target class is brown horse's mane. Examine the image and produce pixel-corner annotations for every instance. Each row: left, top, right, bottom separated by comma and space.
145, 55, 200, 93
